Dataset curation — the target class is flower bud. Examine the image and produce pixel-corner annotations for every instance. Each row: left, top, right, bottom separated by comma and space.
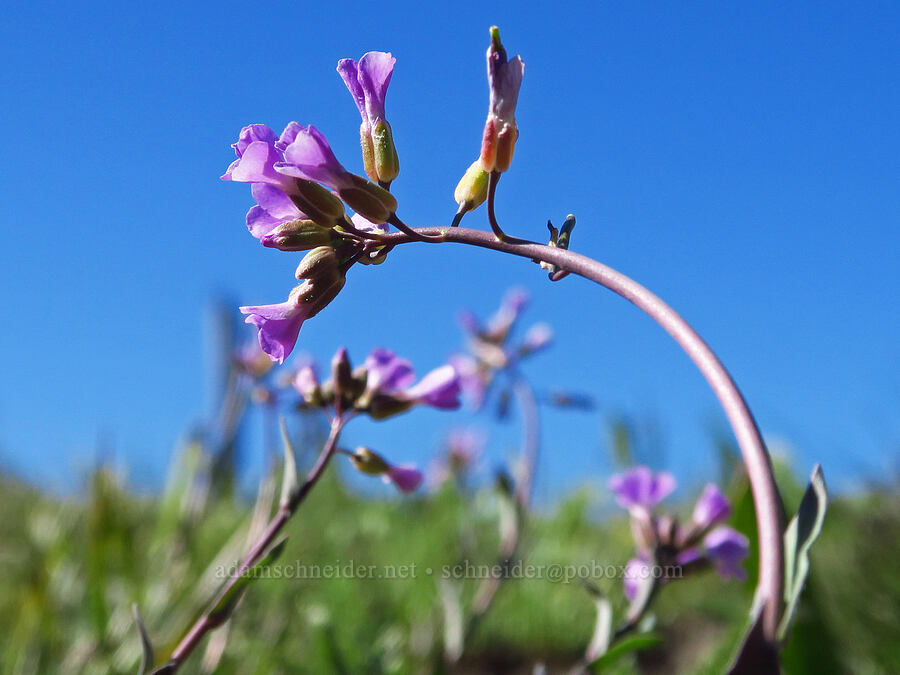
295, 274, 345, 319
330, 347, 355, 403
336, 174, 398, 224
295, 246, 341, 281
261, 219, 335, 251
371, 119, 399, 183
480, 26, 524, 174
349, 447, 391, 476
366, 393, 415, 420
291, 180, 347, 228
454, 160, 489, 214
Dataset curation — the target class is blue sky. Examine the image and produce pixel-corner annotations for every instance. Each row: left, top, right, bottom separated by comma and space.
1, 1, 897, 498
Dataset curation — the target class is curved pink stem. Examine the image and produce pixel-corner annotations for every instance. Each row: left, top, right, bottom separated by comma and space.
380, 225, 784, 645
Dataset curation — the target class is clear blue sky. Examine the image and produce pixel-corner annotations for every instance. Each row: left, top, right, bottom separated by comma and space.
1, 1, 897, 497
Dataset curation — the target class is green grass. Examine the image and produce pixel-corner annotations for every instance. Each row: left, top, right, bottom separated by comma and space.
1, 438, 897, 674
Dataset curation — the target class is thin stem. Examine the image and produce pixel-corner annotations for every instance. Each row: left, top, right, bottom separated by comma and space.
378, 225, 784, 646
164, 416, 347, 672
486, 171, 507, 240
387, 213, 445, 242
459, 375, 540, 654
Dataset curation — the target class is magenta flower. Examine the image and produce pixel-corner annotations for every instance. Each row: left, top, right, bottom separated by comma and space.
691, 483, 732, 531
703, 526, 750, 580
609, 466, 676, 513
385, 465, 424, 493
240, 287, 312, 364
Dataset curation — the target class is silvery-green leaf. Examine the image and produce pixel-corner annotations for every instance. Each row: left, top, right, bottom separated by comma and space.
132, 604, 153, 675
779, 464, 827, 640
279, 417, 299, 507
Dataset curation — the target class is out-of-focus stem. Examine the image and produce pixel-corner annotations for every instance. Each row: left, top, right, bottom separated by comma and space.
164, 417, 347, 672
381, 225, 784, 647
459, 375, 540, 655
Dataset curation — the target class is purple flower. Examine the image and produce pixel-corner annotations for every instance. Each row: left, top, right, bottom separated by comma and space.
293, 363, 320, 399
609, 466, 676, 513
337, 52, 400, 184
385, 465, 424, 493
240, 287, 312, 364
703, 526, 749, 580
222, 124, 298, 194
485, 287, 529, 339
520, 322, 553, 355
480, 27, 524, 173
337, 52, 395, 131
275, 124, 354, 192
448, 354, 489, 409
404, 365, 461, 409
246, 183, 307, 240
364, 348, 415, 393
691, 483, 732, 531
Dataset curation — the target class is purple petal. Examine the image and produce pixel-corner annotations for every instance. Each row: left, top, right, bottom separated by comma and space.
704, 526, 749, 581
350, 213, 389, 235
230, 124, 278, 158
224, 141, 295, 192
609, 466, 676, 510
405, 365, 461, 409
239, 295, 310, 364
488, 55, 524, 123
448, 354, 487, 409
692, 483, 732, 531
521, 322, 553, 354
293, 364, 319, 398
277, 125, 348, 189
385, 465, 423, 493
246, 183, 305, 238
277, 122, 306, 151
365, 348, 416, 393
357, 51, 395, 123
336, 58, 366, 118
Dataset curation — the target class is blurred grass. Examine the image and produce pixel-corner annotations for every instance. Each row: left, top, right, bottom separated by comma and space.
0, 438, 897, 674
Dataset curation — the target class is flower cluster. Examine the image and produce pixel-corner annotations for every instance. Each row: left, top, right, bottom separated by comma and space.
451, 288, 552, 409
293, 347, 461, 420
609, 466, 749, 601
224, 54, 401, 363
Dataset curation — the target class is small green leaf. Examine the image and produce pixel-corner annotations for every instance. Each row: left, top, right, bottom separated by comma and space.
778, 464, 827, 640
279, 418, 299, 507
132, 604, 154, 675
207, 537, 289, 626
589, 633, 661, 671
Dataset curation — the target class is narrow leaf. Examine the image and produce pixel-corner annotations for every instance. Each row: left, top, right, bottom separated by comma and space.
778, 464, 827, 639
589, 633, 661, 671
132, 604, 154, 675
279, 417, 299, 507
208, 537, 289, 625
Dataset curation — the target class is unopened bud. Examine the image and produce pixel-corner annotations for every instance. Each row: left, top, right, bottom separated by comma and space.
337, 174, 398, 224
454, 160, 489, 214
349, 447, 391, 476
301, 275, 345, 318
330, 347, 354, 402
261, 219, 335, 251
295, 246, 341, 281
291, 180, 346, 228
372, 119, 399, 183
366, 393, 415, 420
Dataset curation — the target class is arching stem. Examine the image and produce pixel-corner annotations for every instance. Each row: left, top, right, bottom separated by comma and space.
379, 225, 784, 649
